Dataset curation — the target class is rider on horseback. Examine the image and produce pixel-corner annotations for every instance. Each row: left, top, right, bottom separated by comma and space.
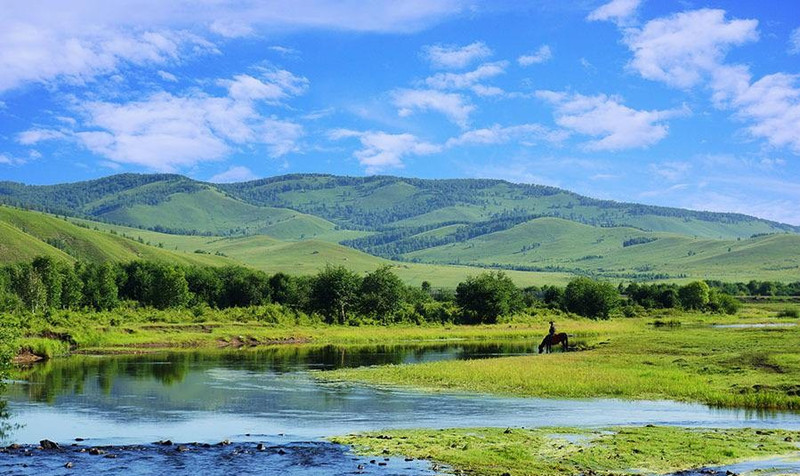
549, 321, 556, 337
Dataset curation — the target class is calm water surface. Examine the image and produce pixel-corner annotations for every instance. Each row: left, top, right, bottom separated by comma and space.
2, 341, 799, 475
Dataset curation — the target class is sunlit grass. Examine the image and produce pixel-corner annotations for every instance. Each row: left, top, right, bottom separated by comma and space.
323, 311, 800, 410
332, 426, 800, 476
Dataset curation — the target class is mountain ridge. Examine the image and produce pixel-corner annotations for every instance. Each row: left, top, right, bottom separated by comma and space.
1, 172, 797, 236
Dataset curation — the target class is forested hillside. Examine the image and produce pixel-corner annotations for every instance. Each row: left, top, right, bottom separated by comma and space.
1, 173, 798, 282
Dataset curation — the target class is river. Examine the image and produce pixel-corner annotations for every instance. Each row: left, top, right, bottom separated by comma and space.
2, 341, 799, 475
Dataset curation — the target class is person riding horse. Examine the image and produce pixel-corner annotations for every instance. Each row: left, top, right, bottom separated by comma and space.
539, 321, 568, 353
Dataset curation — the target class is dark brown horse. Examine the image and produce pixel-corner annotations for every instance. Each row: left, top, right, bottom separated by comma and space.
539, 332, 569, 353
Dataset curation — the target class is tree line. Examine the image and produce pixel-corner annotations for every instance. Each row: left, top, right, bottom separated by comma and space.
0, 257, 754, 325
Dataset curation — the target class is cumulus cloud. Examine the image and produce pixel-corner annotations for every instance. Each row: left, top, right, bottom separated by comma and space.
28, 68, 308, 171
623, 9, 758, 89
73, 91, 304, 171
536, 90, 689, 150
422, 41, 492, 69
587, 0, 642, 25
392, 88, 474, 127
1, 0, 463, 92
446, 123, 567, 147
518, 45, 552, 66
209, 166, 259, 183
616, 8, 800, 153
727, 73, 800, 152
329, 129, 441, 173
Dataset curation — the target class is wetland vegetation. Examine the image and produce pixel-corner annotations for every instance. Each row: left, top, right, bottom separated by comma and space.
332, 426, 800, 476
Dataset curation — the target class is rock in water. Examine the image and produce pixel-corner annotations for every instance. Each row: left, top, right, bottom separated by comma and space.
40, 440, 60, 450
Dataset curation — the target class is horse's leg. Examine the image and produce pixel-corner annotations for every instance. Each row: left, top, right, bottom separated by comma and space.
562, 334, 568, 352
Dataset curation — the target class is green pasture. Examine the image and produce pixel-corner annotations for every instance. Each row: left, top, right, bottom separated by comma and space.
332, 426, 800, 476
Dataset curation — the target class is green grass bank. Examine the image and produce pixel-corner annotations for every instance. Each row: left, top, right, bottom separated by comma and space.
321, 306, 800, 410
331, 426, 800, 476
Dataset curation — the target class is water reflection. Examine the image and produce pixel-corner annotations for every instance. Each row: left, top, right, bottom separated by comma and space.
4, 341, 800, 447
12, 341, 540, 404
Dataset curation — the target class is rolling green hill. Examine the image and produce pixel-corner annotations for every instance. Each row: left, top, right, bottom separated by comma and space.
66, 217, 573, 287
0, 206, 234, 267
402, 217, 800, 282
1, 173, 798, 283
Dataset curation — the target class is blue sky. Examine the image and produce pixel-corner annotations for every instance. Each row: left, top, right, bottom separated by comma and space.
1, 0, 799, 224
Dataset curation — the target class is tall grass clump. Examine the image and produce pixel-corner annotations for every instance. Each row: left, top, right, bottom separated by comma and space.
777, 307, 799, 318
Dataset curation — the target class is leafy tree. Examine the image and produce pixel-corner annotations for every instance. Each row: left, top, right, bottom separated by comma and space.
707, 289, 740, 315
658, 287, 680, 308
268, 272, 295, 305
32, 256, 62, 309
456, 271, 522, 324
564, 277, 619, 319
217, 266, 270, 308
310, 265, 361, 324
59, 263, 83, 310
149, 265, 190, 309
541, 285, 564, 309
11, 263, 47, 314
359, 265, 404, 322
80, 262, 119, 311
185, 266, 223, 307
678, 281, 710, 310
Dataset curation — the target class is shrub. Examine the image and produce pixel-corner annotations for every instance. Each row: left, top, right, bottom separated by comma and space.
777, 308, 799, 318
563, 277, 620, 319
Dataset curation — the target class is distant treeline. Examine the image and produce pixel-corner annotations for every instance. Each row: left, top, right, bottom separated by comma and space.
0, 257, 759, 325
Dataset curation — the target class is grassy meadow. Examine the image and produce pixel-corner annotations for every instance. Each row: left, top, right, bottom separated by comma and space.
321, 305, 800, 410
332, 426, 800, 476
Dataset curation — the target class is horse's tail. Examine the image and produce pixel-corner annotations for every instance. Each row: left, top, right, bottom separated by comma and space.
563, 333, 569, 352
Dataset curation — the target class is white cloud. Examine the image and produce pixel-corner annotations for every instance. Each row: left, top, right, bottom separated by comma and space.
17, 128, 67, 145
222, 69, 308, 103
329, 129, 441, 174
209, 20, 256, 38
537, 90, 689, 150
424, 61, 507, 92
587, 0, 642, 25
259, 117, 305, 157
268, 45, 300, 56
790, 27, 800, 55
518, 45, 552, 66
651, 161, 692, 181
209, 166, 258, 183
56, 68, 307, 171
1, 0, 463, 92
728, 73, 800, 152
0, 154, 27, 166
0, 24, 214, 92
391, 88, 474, 127
422, 41, 492, 69
616, 8, 800, 154
446, 123, 567, 147
623, 9, 758, 89
74, 91, 305, 171
157, 70, 178, 82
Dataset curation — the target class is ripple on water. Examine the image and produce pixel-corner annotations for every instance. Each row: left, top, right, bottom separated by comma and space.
0, 441, 438, 476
